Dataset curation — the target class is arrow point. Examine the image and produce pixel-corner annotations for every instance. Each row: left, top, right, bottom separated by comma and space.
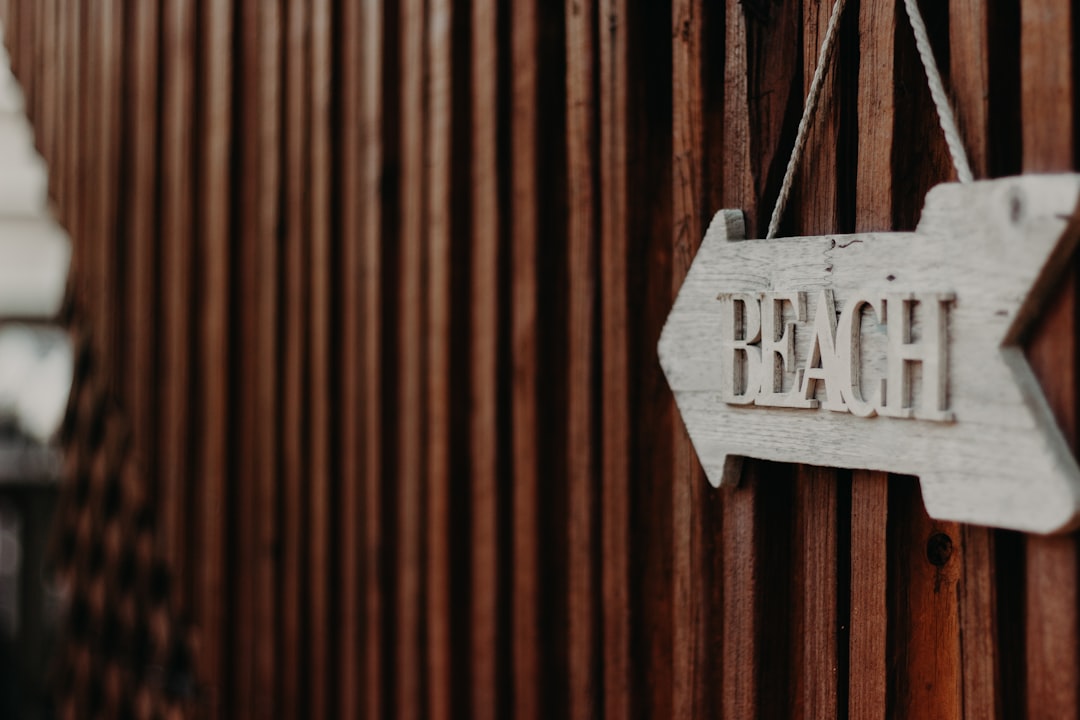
705, 208, 746, 243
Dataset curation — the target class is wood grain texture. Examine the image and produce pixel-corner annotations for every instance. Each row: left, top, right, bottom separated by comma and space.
796, 467, 842, 719
426, 0, 453, 717
159, 0, 195, 611
849, 470, 888, 719
948, 5, 1003, 716
565, 1, 598, 718
14, 1, 1080, 718
253, 2, 283, 716
234, 0, 259, 716
282, 0, 310, 715
795, 3, 846, 714
470, 0, 499, 717
95, 0, 121, 394
719, 3, 762, 718
337, 0, 361, 714
658, 176, 1080, 533
197, 0, 232, 713
124, 0, 159, 497
599, 0, 630, 718
849, 5, 894, 716
671, 1, 709, 718
1021, 1, 1080, 717
397, 1, 425, 718
360, 1, 385, 716
510, 1, 540, 718
887, 480, 963, 719
308, 0, 333, 715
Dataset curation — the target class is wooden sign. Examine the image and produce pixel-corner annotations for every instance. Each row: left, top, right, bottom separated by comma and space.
658, 175, 1080, 533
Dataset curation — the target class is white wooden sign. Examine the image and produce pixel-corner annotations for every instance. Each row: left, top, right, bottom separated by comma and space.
658, 174, 1080, 534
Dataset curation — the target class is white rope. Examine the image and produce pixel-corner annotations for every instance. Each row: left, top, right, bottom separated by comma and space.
766, 0, 848, 240
902, 0, 973, 184
765, 0, 973, 240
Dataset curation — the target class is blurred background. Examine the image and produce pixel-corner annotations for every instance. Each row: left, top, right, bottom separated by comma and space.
3, 0, 1080, 719
0, 23, 71, 719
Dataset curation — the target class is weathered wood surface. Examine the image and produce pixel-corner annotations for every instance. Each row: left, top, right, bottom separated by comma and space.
660, 175, 1080, 533
4, 0, 1080, 717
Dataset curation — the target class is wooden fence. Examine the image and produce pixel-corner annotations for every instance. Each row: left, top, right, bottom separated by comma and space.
3, 0, 1080, 717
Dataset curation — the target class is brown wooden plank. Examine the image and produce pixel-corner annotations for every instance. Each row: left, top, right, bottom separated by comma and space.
235, 0, 264, 716
426, 0, 453, 717
510, 1, 540, 718
671, 1, 711, 717
848, 1, 897, 715
470, 0, 500, 717
124, 0, 160, 530
37, 0, 52, 168
947, 4, 1003, 717
959, 526, 1000, 719
50, 0, 66, 212
254, 1, 284, 716
63, 0, 83, 244
397, 1, 425, 719
565, 0, 598, 717
599, 0, 630, 717
793, 1, 848, 714
282, 0, 310, 715
719, 3, 762, 717
795, 467, 841, 719
197, 0, 232, 714
89, 0, 108, 369
849, 471, 888, 719
888, 482, 963, 719
360, 0, 385, 716
338, 0, 362, 715
308, 0, 332, 716
719, 478, 757, 720
159, 0, 195, 612
1021, 1, 1080, 717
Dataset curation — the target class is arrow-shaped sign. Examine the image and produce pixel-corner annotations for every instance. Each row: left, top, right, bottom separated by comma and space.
658, 174, 1080, 533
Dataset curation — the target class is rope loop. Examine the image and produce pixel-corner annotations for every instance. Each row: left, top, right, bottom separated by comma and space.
765, 0, 973, 240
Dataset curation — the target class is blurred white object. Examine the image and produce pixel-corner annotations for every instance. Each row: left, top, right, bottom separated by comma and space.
0, 326, 72, 443
0, 27, 73, 446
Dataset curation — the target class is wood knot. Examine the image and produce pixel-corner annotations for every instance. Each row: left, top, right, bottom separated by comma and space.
926, 532, 954, 567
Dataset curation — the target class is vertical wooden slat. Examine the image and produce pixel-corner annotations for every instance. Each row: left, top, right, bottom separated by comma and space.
360, 1, 385, 716
159, 0, 195, 610
339, 0, 362, 715
50, 0, 67, 213
672, 1, 712, 717
254, 2, 283, 717
469, 0, 500, 717
1022, 1, 1079, 717
236, 0, 263, 716
949, 3, 1003, 717
599, 0, 630, 717
282, 0, 310, 715
103, 1, 122, 373
796, 469, 842, 718
125, 0, 160, 551
565, 0, 598, 717
849, 470, 888, 718
397, 1, 425, 719
426, 0, 453, 717
794, 0, 848, 714
37, 0, 52, 167
510, 0, 540, 717
197, 0, 232, 715
888, 483, 963, 719
849, 1, 897, 716
719, 3, 761, 718
308, 0, 332, 716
